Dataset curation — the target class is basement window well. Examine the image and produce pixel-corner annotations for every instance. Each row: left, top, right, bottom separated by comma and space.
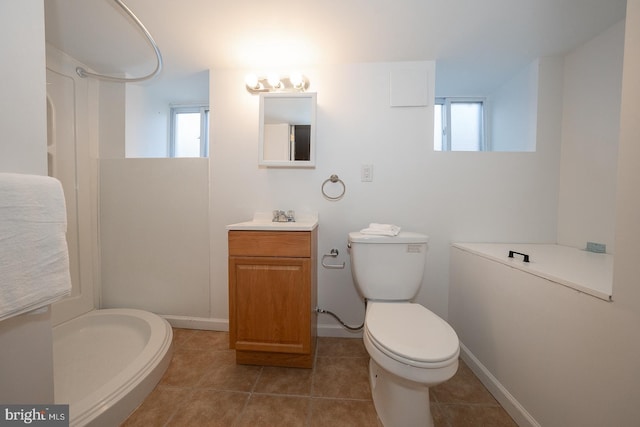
169, 105, 210, 157
434, 97, 487, 151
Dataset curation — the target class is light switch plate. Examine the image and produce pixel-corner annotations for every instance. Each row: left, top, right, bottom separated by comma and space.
361, 164, 373, 182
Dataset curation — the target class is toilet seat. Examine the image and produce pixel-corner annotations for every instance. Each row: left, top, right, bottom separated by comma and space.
365, 302, 459, 369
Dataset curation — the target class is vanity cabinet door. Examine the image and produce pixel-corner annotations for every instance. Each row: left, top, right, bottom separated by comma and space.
229, 256, 311, 355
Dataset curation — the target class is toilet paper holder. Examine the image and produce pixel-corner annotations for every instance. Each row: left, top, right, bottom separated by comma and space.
322, 248, 345, 269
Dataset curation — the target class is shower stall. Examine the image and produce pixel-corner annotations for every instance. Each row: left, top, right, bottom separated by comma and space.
46, 44, 172, 427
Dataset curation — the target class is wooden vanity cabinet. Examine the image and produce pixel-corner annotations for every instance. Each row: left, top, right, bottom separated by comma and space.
228, 229, 317, 368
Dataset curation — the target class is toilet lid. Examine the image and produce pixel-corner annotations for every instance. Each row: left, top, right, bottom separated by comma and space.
366, 302, 459, 363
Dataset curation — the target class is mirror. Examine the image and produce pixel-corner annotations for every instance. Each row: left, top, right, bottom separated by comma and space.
259, 92, 316, 167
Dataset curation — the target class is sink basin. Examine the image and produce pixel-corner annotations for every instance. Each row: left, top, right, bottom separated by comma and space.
227, 212, 318, 231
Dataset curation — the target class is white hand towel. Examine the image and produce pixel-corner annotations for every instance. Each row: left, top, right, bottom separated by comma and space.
0, 173, 72, 321
359, 223, 401, 236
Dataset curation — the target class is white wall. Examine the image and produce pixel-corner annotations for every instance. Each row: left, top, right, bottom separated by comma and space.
450, 246, 639, 426
100, 158, 211, 320
0, 308, 54, 404
99, 81, 127, 159
490, 60, 539, 152
448, 7, 640, 425
96, 30, 620, 342
557, 20, 625, 253
125, 84, 169, 157
125, 71, 209, 158
614, 0, 640, 325
96, 66, 562, 334
46, 45, 100, 326
0, 0, 54, 404
209, 61, 560, 333
0, 0, 47, 174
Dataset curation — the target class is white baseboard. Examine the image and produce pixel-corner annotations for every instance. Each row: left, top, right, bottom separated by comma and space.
317, 323, 363, 338
162, 315, 229, 331
161, 316, 362, 339
459, 342, 540, 427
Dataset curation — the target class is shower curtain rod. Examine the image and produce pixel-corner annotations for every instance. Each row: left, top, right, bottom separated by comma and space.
76, 0, 163, 83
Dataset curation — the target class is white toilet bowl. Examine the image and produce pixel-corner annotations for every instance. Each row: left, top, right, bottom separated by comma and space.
363, 301, 459, 427
347, 231, 459, 426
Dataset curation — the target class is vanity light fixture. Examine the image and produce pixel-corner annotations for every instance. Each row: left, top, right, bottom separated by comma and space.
244, 73, 310, 94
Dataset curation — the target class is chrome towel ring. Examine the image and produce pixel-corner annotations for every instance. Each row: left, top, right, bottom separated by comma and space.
321, 174, 346, 201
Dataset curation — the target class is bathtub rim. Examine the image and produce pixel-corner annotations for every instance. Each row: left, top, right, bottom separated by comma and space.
53, 308, 173, 427
451, 242, 613, 302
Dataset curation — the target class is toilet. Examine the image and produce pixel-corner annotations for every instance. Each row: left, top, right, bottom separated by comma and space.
348, 231, 459, 427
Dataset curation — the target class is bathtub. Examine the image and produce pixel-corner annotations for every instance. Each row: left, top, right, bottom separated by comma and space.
53, 309, 173, 427
449, 243, 615, 427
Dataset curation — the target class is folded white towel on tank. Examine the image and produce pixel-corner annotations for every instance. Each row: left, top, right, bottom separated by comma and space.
359, 223, 401, 236
0, 173, 72, 321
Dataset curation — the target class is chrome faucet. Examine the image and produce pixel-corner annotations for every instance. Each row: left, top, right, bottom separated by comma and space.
272, 210, 296, 222
272, 210, 284, 222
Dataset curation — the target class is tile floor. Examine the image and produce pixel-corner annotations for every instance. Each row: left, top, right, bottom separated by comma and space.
122, 329, 517, 426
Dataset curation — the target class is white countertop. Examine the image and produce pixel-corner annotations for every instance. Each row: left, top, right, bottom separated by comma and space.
226, 212, 318, 231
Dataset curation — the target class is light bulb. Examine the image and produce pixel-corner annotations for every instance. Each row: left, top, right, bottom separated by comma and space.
267, 74, 282, 89
289, 72, 304, 89
244, 74, 260, 90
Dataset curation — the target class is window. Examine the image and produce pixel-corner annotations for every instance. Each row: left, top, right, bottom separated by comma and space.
169, 105, 209, 157
434, 98, 487, 151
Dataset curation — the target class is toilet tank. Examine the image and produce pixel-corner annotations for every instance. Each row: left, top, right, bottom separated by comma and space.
348, 231, 428, 301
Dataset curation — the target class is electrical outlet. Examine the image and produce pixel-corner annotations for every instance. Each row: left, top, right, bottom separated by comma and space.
361, 164, 373, 182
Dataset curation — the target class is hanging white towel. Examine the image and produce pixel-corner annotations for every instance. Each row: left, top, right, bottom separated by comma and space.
0, 173, 72, 321
359, 223, 401, 236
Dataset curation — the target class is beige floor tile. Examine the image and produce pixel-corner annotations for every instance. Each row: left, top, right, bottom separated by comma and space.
121, 386, 189, 427
198, 349, 262, 391
431, 360, 498, 405
254, 366, 313, 396
126, 332, 515, 427
309, 398, 381, 427
312, 356, 371, 399
167, 389, 248, 427
235, 394, 310, 427
179, 329, 230, 351
430, 402, 450, 427
159, 348, 217, 388
441, 403, 518, 427
171, 328, 198, 348
316, 337, 368, 358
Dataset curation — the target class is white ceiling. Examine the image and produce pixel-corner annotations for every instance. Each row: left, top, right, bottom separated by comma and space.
44, 0, 626, 92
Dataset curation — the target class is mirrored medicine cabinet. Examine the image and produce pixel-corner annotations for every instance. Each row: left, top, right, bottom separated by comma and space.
258, 92, 316, 168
